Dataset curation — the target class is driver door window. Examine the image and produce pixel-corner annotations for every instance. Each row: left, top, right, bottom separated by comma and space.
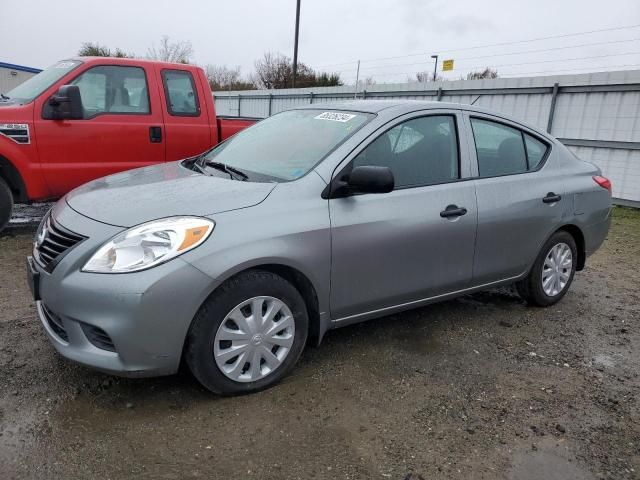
353, 115, 459, 188
71, 66, 150, 118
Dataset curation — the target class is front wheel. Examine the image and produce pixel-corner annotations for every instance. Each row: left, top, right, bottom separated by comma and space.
185, 270, 308, 395
516, 231, 577, 307
0, 177, 13, 233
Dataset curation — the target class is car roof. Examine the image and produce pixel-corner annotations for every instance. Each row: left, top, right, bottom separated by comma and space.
302, 100, 551, 138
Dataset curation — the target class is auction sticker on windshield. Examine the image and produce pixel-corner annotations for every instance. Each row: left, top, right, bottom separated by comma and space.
314, 112, 357, 122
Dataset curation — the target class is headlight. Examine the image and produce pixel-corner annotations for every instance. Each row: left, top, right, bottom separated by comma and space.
83, 217, 214, 273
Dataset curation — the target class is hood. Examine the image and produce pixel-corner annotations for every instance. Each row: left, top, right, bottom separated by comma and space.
66, 161, 277, 227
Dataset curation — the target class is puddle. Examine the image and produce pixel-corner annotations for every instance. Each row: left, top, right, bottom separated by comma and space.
508, 438, 595, 480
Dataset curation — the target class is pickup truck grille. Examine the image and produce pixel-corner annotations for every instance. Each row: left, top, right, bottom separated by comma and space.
35, 215, 86, 270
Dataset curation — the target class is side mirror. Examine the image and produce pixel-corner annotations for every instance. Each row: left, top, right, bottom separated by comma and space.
347, 166, 394, 194
324, 165, 395, 198
43, 85, 83, 120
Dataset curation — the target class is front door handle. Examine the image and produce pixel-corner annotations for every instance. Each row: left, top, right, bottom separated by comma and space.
440, 205, 468, 218
149, 126, 162, 143
543, 192, 562, 204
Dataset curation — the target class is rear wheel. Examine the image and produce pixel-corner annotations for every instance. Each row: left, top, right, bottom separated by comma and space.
185, 270, 308, 395
516, 231, 577, 307
0, 177, 13, 233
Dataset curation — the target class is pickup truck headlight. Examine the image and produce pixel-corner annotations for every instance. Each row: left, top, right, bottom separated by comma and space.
83, 217, 214, 273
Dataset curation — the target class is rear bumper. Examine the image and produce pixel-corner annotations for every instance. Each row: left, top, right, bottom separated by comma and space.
584, 208, 612, 257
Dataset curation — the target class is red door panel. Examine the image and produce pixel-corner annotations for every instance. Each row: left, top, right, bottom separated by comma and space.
33, 63, 166, 197
156, 66, 212, 161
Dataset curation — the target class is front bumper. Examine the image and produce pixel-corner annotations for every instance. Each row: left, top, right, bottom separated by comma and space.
31, 201, 219, 378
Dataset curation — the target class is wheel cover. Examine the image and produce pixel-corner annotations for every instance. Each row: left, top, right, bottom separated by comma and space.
542, 242, 573, 297
213, 296, 295, 383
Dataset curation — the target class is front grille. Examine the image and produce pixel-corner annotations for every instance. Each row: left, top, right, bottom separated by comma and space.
41, 304, 69, 342
35, 215, 85, 270
81, 324, 116, 352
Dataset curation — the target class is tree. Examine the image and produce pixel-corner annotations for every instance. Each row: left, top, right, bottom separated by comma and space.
78, 42, 130, 58
147, 35, 193, 64
466, 68, 498, 80
205, 65, 255, 91
252, 52, 342, 89
415, 71, 444, 82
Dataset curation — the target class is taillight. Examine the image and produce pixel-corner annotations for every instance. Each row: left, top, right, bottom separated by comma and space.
593, 175, 612, 193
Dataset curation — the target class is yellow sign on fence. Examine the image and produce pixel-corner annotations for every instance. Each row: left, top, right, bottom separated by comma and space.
442, 59, 454, 71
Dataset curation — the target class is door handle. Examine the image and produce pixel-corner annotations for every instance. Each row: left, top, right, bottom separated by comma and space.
149, 126, 162, 143
440, 205, 468, 218
542, 192, 562, 204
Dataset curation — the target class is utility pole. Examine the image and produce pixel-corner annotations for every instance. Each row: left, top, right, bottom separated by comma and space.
431, 55, 438, 82
292, 0, 301, 88
354, 60, 360, 99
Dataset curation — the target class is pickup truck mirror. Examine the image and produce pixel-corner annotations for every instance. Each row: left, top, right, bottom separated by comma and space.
43, 85, 83, 120
325, 165, 395, 199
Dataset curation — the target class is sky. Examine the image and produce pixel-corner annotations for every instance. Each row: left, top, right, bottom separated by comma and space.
2, 0, 640, 85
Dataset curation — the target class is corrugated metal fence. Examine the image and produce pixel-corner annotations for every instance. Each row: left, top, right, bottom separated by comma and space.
214, 70, 640, 206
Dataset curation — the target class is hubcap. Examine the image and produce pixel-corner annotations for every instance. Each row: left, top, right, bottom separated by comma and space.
542, 242, 573, 297
213, 296, 295, 383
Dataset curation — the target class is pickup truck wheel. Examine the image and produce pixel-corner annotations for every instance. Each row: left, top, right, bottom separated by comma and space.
0, 177, 13, 233
516, 231, 577, 307
185, 270, 309, 395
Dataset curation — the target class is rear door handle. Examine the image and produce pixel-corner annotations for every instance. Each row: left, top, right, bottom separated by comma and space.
440, 205, 468, 218
149, 126, 162, 143
543, 192, 562, 204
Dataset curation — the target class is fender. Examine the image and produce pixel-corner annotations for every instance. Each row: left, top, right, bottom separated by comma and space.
194, 255, 332, 346
0, 135, 49, 201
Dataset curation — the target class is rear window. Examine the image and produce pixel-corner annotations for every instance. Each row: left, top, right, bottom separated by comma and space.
161, 70, 200, 116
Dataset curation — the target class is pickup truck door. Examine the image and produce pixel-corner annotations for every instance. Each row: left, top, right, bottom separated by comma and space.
33, 63, 166, 197
155, 66, 213, 161
329, 111, 478, 320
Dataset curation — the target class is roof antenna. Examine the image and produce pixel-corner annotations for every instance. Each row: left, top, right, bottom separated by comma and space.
471, 95, 482, 106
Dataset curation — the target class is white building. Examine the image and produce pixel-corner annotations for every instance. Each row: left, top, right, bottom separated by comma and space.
0, 62, 42, 93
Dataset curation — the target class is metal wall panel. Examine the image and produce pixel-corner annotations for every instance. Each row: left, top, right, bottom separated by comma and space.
569, 146, 640, 202
213, 70, 640, 204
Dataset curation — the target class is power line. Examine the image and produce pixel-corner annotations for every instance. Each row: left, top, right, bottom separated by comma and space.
339, 62, 640, 80
339, 63, 640, 82
333, 46, 640, 76
315, 23, 640, 69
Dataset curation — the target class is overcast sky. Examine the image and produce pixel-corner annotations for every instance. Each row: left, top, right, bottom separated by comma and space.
2, 0, 640, 84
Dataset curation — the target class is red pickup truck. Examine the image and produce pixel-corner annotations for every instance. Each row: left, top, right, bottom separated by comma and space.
0, 57, 256, 231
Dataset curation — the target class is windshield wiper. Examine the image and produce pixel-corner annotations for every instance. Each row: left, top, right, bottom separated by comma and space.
204, 160, 248, 181
0, 93, 10, 100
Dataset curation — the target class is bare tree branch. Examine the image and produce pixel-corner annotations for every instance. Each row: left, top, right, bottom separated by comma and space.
147, 35, 193, 64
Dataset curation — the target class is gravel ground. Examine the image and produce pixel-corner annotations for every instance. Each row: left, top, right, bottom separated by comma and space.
0, 207, 638, 480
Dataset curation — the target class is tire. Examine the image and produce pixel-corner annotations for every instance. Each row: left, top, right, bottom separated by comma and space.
0, 177, 13, 233
516, 230, 577, 307
185, 270, 309, 395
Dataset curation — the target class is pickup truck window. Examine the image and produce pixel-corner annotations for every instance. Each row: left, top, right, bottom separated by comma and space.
201, 109, 373, 181
162, 70, 200, 116
4, 60, 81, 104
71, 66, 150, 118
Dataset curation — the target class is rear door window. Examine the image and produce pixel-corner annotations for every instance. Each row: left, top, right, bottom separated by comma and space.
524, 133, 547, 169
161, 70, 200, 116
470, 118, 527, 177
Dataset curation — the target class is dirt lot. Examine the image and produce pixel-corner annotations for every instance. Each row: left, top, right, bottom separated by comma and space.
1, 208, 639, 480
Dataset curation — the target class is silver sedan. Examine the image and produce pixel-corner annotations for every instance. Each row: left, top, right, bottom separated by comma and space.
27, 101, 612, 394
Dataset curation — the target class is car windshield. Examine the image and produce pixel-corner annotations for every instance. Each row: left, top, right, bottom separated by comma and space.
4, 60, 82, 103
201, 109, 373, 181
